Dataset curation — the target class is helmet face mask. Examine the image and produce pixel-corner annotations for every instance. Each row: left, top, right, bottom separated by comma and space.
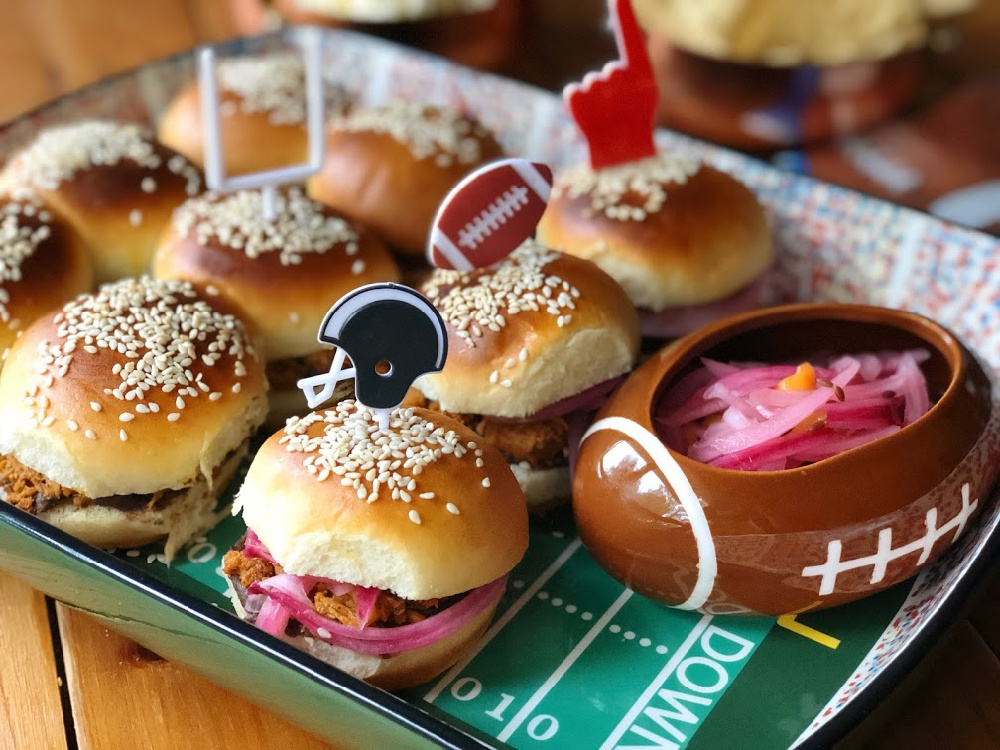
298, 283, 448, 414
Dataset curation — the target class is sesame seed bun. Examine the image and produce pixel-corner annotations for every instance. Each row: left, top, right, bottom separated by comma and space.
414, 241, 640, 417
0, 121, 202, 284
231, 578, 500, 691
157, 53, 351, 177
0, 194, 92, 364
152, 188, 400, 362
0, 277, 267, 499
235, 401, 529, 601
306, 101, 504, 256
536, 158, 772, 312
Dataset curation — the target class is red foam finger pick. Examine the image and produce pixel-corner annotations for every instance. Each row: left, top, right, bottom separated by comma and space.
565, 0, 658, 170
428, 157, 554, 271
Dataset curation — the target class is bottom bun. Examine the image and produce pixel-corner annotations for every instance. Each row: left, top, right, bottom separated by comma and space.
230, 579, 501, 691
510, 462, 570, 513
39, 443, 246, 561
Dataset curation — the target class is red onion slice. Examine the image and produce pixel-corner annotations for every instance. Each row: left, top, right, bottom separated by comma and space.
255, 595, 292, 637
659, 349, 931, 470
353, 586, 381, 628
249, 574, 506, 655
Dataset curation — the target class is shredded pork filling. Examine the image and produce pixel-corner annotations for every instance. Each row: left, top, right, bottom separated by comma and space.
223, 548, 458, 629
0, 453, 185, 515
402, 390, 568, 469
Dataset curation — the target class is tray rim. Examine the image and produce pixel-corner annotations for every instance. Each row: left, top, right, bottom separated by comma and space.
1, 25, 999, 750
0, 501, 497, 749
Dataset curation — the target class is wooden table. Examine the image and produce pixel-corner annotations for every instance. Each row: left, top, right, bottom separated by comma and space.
2, 1, 1000, 748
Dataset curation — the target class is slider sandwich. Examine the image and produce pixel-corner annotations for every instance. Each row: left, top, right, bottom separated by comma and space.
0, 277, 267, 558
410, 240, 640, 510
536, 153, 773, 339
154, 187, 399, 424
225, 399, 529, 689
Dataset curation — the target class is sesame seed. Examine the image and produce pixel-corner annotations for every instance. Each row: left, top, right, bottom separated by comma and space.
482, 477, 491, 488
500, 379, 512, 388
172, 187, 360, 266
351, 259, 366, 275
41, 416, 54, 427
216, 53, 348, 127
129, 209, 143, 227
119, 429, 128, 441
553, 152, 701, 221
135, 404, 149, 413
317, 627, 332, 639
66, 419, 78, 431
90, 402, 102, 412
209, 392, 222, 401
332, 101, 490, 166
149, 403, 159, 413
119, 412, 134, 422
446, 503, 460, 515
84, 429, 96, 440
408, 510, 421, 525
422, 241, 582, 382
176, 396, 185, 409
167, 413, 180, 422
419, 492, 435, 499
476, 458, 484, 467
232, 382, 241, 393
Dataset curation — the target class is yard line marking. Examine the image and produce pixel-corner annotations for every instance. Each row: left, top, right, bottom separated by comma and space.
423, 538, 583, 704
497, 588, 635, 742
599, 614, 714, 750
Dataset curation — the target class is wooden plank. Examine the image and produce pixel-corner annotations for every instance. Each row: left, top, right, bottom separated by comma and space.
182, 0, 240, 43
56, 604, 335, 750
0, 0, 60, 122
0, 572, 69, 750
13, 0, 199, 94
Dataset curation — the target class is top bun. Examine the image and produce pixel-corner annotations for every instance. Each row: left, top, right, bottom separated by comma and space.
632, 0, 971, 66
0, 277, 267, 498
0, 120, 202, 284
536, 157, 772, 311
158, 52, 351, 177
283, 0, 497, 22
415, 241, 640, 417
236, 401, 529, 600
307, 101, 504, 255
153, 187, 400, 361
0, 193, 92, 362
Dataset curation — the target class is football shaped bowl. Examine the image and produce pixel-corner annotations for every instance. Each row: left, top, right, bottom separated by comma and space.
573, 303, 1000, 616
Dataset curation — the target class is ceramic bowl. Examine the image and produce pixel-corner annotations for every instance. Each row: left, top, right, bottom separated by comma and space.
573, 303, 1000, 616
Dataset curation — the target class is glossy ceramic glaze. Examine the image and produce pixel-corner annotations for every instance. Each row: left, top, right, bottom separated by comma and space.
574, 303, 1000, 616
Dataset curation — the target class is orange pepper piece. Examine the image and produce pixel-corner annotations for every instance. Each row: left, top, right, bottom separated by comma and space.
777, 362, 816, 391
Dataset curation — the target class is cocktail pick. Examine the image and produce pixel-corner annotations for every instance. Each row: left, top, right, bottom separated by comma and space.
297, 283, 448, 430
197, 27, 325, 221
427, 157, 553, 270
564, 0, 658, 170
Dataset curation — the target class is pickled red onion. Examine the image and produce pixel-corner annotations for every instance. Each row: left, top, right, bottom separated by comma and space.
658, 349, 931, 470
248, 574, 506, 655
